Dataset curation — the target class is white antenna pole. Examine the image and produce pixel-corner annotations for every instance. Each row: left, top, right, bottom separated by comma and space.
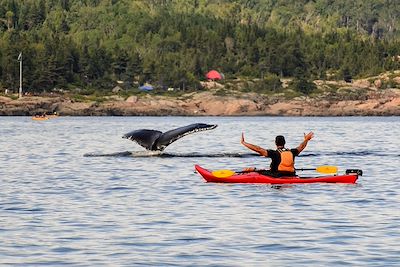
18, 52, 22, 98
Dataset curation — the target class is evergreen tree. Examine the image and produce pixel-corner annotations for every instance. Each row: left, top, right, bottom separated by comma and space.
0, 0, 399, 93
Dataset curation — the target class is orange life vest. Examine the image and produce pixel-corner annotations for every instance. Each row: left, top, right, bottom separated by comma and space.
277, 149, 295, 172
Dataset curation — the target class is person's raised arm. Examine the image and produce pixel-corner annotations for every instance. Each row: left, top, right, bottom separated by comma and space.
296, 131, 314, 154
241, 132, 268, 157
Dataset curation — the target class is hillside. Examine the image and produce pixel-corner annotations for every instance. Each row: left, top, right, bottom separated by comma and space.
0, 0, 400, 94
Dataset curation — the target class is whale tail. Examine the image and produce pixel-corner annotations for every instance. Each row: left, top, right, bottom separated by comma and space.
123, 123, 217, 151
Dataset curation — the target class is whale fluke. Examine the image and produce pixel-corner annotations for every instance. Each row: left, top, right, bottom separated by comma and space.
123, 123, 217, 151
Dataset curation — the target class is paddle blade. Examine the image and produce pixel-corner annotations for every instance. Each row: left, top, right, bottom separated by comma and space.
212, 169, 236, 178
315, 165, 338, 174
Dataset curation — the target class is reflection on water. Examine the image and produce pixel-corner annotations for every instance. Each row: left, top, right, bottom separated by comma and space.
84, 151, 259, 158
84, 151, 398, 158
0, 116, 399, 266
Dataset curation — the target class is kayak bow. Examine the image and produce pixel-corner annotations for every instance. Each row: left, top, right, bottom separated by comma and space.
194, 165, 360, 184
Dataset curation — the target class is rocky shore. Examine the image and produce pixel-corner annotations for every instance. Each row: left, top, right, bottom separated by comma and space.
1, 79, 399, 116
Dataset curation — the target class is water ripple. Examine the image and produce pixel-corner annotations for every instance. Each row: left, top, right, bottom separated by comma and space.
0, 116, 399, 266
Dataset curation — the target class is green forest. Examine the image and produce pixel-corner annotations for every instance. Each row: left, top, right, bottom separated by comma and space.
1, 0, 400, 94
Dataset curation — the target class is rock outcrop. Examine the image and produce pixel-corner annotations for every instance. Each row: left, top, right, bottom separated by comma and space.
1, 88, 399, 116
2, 74, 400, 116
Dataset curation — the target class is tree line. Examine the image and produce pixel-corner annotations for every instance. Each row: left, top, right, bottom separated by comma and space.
0, 0, 399, 94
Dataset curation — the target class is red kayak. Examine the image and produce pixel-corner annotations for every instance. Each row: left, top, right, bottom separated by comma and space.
195, 165, 361, 184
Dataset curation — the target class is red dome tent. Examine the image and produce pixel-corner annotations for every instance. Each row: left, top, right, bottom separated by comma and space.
206, 70, 222, 80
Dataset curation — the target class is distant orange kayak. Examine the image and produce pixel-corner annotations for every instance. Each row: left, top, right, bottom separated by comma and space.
32, 116, 49, 121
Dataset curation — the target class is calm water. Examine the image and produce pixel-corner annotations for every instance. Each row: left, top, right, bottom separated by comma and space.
0, 116, 399, 266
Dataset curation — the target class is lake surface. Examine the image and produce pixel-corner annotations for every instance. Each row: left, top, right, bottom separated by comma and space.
0, 116, 399, 266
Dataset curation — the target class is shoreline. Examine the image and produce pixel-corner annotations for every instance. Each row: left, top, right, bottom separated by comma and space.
1, 89, 399, 116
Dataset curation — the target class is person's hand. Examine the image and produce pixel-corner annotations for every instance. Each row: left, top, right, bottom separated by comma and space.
241, 132, 245, 144
304, 131, 314, 141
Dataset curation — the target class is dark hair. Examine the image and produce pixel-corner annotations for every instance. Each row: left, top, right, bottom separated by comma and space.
275, 135, 286, 146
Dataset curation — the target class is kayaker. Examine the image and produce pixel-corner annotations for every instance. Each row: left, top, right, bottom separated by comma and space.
240, 132, 314, 177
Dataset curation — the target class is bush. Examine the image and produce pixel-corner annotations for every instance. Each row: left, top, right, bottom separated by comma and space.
290, 78, 316, 95
261, 74, 282, 92
253, 74, 282, 93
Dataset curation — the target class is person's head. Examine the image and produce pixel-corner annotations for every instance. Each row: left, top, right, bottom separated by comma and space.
275, 135, 286, 147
